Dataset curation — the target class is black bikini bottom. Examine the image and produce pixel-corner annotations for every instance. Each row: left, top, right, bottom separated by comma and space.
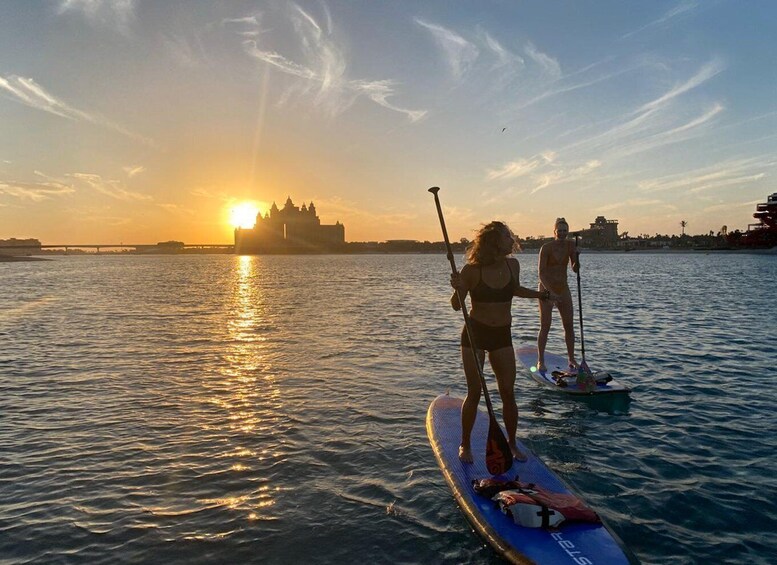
460, 318, 512, 352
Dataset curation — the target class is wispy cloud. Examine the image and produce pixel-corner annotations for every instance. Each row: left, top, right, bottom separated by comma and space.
560, 61, 723, 157
488, 57, 727, 196
638, 156, 776, 194
531, 160, 602, 194
702, 199, 763, 214
487, 152, 556, 181
525, 42, 561, 80
482, 31, 524, 71
417, 20, 553, 86
622, 0, 699, 40
610, 103, 724, 158
415, 19, 480, 79
69, 172, 152, 201
0, 75, 157, 147
57, 0, 136, 34
511, 59, 645, 114
0, 175, 75, 202
238, 4, 425, 122
637, 58, 724, 114
123, 165, 145, 178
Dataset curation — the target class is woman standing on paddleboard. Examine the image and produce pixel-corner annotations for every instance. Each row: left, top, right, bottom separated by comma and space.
450, 221, 557, 464
536, 217, 580, 373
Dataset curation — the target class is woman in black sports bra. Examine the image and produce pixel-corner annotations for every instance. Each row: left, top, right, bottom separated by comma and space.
450, 221, 558, 464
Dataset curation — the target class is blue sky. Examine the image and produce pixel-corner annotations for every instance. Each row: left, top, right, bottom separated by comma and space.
1, 0, 775, 243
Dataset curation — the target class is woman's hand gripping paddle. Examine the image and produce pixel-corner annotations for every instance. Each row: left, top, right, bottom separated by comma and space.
428, 186, 513, 475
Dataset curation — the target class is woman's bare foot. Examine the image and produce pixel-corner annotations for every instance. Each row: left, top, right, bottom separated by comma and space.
537, 360, 547, 373
510, 443, 528, 462
458, 444, 474, 463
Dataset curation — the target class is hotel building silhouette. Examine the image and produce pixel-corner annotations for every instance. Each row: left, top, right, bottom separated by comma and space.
234, 197, 345, 254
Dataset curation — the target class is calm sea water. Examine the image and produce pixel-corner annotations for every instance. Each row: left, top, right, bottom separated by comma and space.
1, 252, 775, 564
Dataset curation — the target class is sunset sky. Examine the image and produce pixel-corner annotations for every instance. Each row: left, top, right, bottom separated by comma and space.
1, 1, 776, 244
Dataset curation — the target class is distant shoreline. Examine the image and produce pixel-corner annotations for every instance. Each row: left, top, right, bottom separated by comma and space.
0, 254, 51, 262
4, 247, 775, 259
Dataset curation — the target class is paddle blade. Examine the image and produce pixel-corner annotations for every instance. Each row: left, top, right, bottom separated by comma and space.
578, 361, 596, 392
485, 418, 513, 475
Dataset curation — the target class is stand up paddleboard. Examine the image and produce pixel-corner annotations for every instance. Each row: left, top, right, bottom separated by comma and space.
516, 345, 631, 396
426, 394, 633, 564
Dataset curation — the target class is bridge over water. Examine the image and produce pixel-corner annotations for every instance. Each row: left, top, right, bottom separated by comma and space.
1, 243, 234, 253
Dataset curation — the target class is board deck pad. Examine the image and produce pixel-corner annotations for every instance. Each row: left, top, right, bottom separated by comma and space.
426, 394, 632, 564
516, 344, 631, 396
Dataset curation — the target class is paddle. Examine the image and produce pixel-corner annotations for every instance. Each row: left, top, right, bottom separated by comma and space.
574, 235, 595, 390
428, 186, 513, 476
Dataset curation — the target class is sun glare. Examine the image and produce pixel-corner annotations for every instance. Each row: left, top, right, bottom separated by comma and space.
230, 202, 260, 229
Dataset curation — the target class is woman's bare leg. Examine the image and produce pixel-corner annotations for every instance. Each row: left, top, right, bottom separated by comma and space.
537, 295, 553, 372
459, 346, 484, 463
557, 291, 577, 366
489, 347, 527, 461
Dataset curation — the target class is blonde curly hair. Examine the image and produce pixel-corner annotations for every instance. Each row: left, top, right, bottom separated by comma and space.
465, 221, 521, 265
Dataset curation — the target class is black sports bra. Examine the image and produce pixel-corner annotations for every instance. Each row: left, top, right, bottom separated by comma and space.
470, 262, 514, 303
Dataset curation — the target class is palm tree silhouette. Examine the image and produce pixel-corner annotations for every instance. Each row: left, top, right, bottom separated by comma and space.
680, 220, 687, 236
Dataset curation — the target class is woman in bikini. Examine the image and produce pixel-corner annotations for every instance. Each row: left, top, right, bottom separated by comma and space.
537, 217, 579, 373
450, 221, 558, 464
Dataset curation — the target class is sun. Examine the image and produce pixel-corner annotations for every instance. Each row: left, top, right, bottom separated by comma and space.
229, 202, 260, 229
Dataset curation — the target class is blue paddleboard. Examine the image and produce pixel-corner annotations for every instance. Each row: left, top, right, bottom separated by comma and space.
516, 344, 631, 396
426, 394, 633, 564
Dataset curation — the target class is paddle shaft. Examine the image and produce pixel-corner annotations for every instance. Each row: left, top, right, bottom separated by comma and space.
428, 187, 497, 418
575, 234, 588, 365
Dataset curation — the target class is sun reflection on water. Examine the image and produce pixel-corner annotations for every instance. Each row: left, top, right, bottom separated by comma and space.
204, 255, 283, 521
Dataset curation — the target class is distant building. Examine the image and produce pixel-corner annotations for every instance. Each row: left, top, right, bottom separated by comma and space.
728, 192, 777, 249
579, 216, 619, 247
0, 238, 41, 255
234, 197, 345, 254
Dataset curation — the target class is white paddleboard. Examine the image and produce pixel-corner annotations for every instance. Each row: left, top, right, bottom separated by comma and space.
516, 344, 631, 396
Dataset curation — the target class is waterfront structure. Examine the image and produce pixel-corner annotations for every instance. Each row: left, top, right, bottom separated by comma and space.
728, 192, 777, 249
578, 216, 619, 247
0, 238, 41, 255
234, 197, 345, 254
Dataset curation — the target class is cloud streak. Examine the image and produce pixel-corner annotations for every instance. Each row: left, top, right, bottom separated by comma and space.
239, 5, 425, 122
638, 156, 776, 194
525, 42, 561, 80
57, 0, 136, 34
0, 178, 75, 201
622, 0, 699, 39
69, 172, 152, 201
637, 58, 724, 114
0, 75, 157, 147
415, 19, 479, 79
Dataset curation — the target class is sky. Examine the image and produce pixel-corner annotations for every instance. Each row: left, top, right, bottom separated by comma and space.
1, 0, 776, 244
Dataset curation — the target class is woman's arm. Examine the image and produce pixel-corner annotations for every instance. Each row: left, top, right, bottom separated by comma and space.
569, 240, 579, 273
515, 285, 553, 300
510, 257, 553, 300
